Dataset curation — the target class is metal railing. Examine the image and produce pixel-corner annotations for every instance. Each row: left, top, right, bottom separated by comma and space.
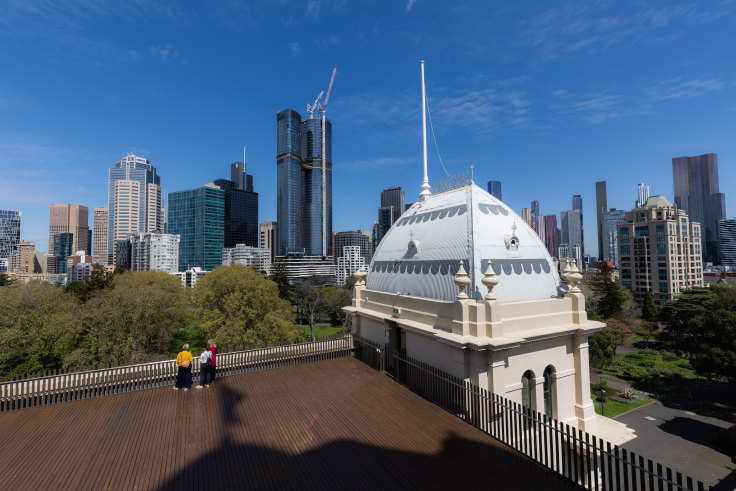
393, 352, 711, 491
0, 336, 354, 412
351, 335, 386, 372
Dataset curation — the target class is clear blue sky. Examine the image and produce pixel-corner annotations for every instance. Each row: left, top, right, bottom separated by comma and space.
1, 0, 735, 256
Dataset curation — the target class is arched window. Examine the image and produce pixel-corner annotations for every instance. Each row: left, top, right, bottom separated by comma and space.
543, 366, 556, 418
521, 370, 535, 411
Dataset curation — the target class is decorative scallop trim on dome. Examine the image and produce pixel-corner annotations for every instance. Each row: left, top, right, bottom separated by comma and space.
478, 203, 509, 216
481, 258, 551, 275
371, 259, 468, 275
395, 204, 467, 227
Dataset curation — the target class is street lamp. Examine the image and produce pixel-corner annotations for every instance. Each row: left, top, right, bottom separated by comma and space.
601, 389, 605, 417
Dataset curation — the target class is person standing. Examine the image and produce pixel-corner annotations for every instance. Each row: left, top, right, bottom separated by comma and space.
208, 340, 217, 383
197, 343, 212, 389
175, 344, 193, 390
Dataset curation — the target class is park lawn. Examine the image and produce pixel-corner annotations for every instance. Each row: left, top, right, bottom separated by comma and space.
594, 398, 653, 418
303, 324, 343, 340
600, 350, 706, 394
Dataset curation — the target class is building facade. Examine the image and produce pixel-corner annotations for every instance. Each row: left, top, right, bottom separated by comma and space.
531, 200, 539, 230
672, 153, 726, 264
222, 244, 271, 275
601, 209, 626, 267
535, 215, 558, 258
260, 222, 277, 263
108, 154, 161, 265
130, 232, 180, 273
520, 208, 533, 228
49, 204, 88, 257
560, 209, 583, 256
595, 181, 607, 261
617, 196, 704, 306
636, 183, 650, 208
53, 232, 74, 274
381, 187, 405, 225
92, 207, 108, 265
336, 245, 365, 285
213, 162, 258, 249
334, 230, 372, 265
0, 210, 21, 264
487, 180, 502, 201
718, 218, 736, 268
168, 184, 225, 272
373, 206, 393, 249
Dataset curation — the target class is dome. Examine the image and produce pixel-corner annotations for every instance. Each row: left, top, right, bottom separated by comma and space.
366, 183, 561, 303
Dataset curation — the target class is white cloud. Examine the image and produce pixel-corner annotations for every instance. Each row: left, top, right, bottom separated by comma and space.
291, 41, 301, 56
406, 0, 417, 13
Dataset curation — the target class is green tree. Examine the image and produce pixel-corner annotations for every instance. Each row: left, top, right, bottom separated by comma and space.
588, 330, 614, 368
268, 258, 291, 299
77, 270, 188, 365
605, 317, 632, 355
0, 273, 14, 287
660, 284, 736, 378
642, 291, 658, 323
325, 279, 355, 333
193, 264, 301, 349
292, 276, 331, 342
0, 281, 82, 374
584, 266, 632, 319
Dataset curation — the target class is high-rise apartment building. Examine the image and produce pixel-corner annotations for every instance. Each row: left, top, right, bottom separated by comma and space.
0, 210, 21, 264
618, 196, 703, 306
595, 181, 607, 260
160, 205, 168, 234
168, 184, 224, 272
112, 180, 140, 266
213, 162, 259, 248
131, 232, 180, 273
53, 232, 74, 274
222, 244, 271, 275
719, 218, 736, 268
260, 222, 277, 264
520, 208, 533, 228
48, 204, 88, 256
9, 241, 37, 273
636, 183, 650, 208
381, 187, 405, 225
334, 230, 372, 265
601, 209, 626, 267
487, 180, 502, 201
560, 209, 583, 256
92, 207, 108, 265
531, 200, 539, 230
276, 109, 332, 257
672, 153, 726, 264
336, 245, 365, 285
107, 154, 161, 265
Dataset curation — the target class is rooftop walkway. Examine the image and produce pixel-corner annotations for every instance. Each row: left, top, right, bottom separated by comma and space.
0, 357, 581, 490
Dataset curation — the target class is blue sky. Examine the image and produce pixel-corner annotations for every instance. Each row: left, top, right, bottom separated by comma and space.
1, 0, 735, 256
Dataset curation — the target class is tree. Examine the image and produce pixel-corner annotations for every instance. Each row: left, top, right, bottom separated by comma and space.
0, 281, 82, 374
193, 264, 301, 349
660, 284, 736, 379
78, 270, 188, 365
642, 291, 658, 323
0, 273, 14, 287
292, 276, 331, 342
268, 258, 291, 299
588, 330, 614, 368
604, 317, 632, 355
584, 266, 633, 319
326, 280, 355, 333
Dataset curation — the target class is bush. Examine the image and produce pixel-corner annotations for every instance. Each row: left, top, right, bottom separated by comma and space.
662, 353, 679, 362
591, 380, 609, 392
619, 388, 636, 400
623, 365, 650, 382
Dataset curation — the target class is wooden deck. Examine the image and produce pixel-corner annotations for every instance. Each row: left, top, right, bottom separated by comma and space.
0, 358, 581, 490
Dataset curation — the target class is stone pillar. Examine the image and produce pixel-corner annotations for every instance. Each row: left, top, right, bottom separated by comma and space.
451, 299, 471, 336
566, 291, 588, 324
573, 332, 596, 431
483, 299, 504, 338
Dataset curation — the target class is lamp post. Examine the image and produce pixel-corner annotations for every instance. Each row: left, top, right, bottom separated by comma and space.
601, 389, 605, 417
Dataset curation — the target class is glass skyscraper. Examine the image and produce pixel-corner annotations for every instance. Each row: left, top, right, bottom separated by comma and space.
719, 218, 736, 268
380, 187, 405, 225
672, 153, 726, 263
595, 181, 607, 260
601, 209, 626, 266
276, 109, 333, 257
168, 185, 224, 271
531, 200, 539, 230
214, 162, 259, 248
53, 232, 73, 274
0, 210, 21, 262
487, 180, 502, 201
108, 154, 161, 265
572, 195, 584, 256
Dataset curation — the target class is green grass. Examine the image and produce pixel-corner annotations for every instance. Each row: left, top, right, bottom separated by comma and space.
302, 324, 343, 340
600, 349, 705, 394
594, 398, 653, 418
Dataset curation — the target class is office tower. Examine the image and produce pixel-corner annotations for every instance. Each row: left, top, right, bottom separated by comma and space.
48, 204, 88, 256
334, 230, 372, 264
381, 187, 405, 225
719, 218, 736, 268
130, 232, 180, 273
572, 195, 584, 256
92, 207, 108, 265
601, 209, 626, 267
0, 210, 21, 264
160, 206, 168, 234
108, 154, 161, 265
146, 183, 162, 232
222, 244, 271, 275
531, 200, 539, 230
374, 206, 393, 248
115, 240, 131, 270
618, 196, 703, 305
560, 209, 583, 255
9, 241, 35, 273
487, 180, 502, 201
537, 215, 558, 258
213, 162, 259, 248
111, 180, 140, 266
595, 181, 607, 260
260, 222, 277, 264
520, 208, 533, 228
672, 153, 726, 263
168, 184, 225, 271
336, 245, 365, 285
53, 232, 74, 274
636, 183, 650, 208
276, 108, 332, 257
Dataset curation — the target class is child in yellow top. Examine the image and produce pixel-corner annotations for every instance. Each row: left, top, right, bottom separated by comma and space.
174, 344, 193, 390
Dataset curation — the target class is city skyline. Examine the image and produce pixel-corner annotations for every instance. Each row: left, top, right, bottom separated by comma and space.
1, 2, 736, 257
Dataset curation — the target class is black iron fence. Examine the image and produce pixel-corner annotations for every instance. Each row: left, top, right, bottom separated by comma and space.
351, 335, 386, 372
0, 336, 353, 412
393, 352, 711, 491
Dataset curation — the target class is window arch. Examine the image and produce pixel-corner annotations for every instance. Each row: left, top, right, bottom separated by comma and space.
521, 370, 536, 411
543, 365, 556, 418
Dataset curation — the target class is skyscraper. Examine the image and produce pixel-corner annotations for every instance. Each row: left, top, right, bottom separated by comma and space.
92, 207, 108, 265
112, 180, 140, 266
487, 180, 502, 201
130, 232, 180, 273
49, 204, 88, 256
260, 222, 277, 263
168, 184, 224, 271
531, 200, 539, 230
107, 154, 161, 265
672, 153, 726, 263
560, 209, 583, 254
636, 183, 650, 208
0, 210, 21, 265
374, 206, 393, 248
380, 187, 405, 225
334, 230, 372, 264
538, 215, 559, 258
719, 218, 736, 268
53, 232, 74, 274
595, 181, 607, 260
520, 208, 533, 228
572, 195, 584, 255
601, 209, 626, 266
213, 162, 259, 248
275, 108, 333, 257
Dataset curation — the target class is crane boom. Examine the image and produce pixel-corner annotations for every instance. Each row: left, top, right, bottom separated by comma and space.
307, 91, 323, 118
322, 62, 338, 111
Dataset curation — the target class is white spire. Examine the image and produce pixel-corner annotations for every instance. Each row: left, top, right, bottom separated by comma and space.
419, 60, 431, 200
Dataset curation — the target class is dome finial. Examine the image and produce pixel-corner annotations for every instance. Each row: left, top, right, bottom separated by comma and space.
567, 260, 582, 292
454, 260, 471, 299
352, 265, 368, 286
419, 60, 431, 200
481, 260, 499, 300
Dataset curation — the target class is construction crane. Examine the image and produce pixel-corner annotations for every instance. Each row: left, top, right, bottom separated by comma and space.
319, 62, 338, 258
306, 91, 323, 118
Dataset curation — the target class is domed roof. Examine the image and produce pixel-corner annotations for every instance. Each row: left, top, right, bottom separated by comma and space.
366, 183, 561, 303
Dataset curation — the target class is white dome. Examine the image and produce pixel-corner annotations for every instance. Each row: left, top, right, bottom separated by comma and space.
366, 183, 561, 303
